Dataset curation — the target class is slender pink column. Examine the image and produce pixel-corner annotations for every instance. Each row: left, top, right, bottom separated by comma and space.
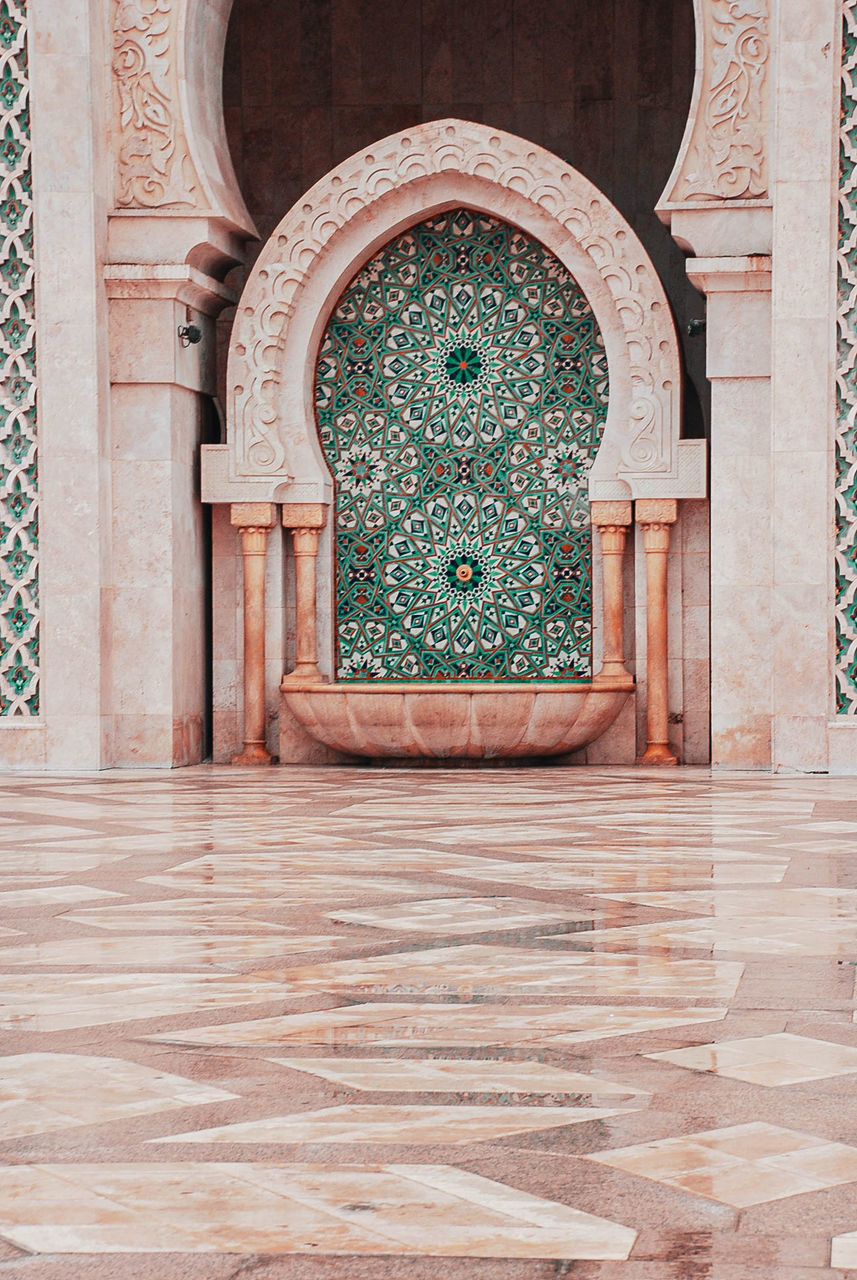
281, 503, 328, 686
590, 500, 633, 685
230, 502, 276, 765
637, 498, 679, 765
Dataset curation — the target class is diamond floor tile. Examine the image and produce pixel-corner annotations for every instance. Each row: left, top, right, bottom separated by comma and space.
587, 1122, 857, 1206
646, 1033, 857, 1085
268, 1057, 647, 1101
153, 1102, 633, 1146
0, 1162, 637, 1258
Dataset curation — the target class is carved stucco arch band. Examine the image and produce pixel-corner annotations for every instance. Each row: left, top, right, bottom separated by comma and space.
203, 120, 706, 508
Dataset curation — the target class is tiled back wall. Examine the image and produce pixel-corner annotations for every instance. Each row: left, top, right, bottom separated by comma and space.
220, 0, 705, 432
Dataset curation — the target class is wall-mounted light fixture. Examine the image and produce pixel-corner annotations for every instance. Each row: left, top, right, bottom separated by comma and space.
178, 322, 202, 347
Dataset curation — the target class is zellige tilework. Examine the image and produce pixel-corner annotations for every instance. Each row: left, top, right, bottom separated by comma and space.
0, 0, 38, 717
316, 208, 608, 681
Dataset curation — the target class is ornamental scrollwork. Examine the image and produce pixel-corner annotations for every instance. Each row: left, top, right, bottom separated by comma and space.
112, 0, 198, 208
228, 121, 681, 486
680, 0, 770, 201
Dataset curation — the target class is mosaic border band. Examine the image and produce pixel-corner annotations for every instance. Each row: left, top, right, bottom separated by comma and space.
0, 0, 38, 717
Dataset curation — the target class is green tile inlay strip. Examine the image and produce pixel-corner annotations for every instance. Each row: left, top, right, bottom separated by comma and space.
0, 0, 37, 717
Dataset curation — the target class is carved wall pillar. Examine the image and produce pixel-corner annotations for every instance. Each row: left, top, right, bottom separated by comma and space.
105, 0, 256, 766
230, 503, 276, 765
590, 501, 633, 686
687, 258, 771, 768
657, 0, 772, 258
636, 499, 679, 765
281, 505, 328, 686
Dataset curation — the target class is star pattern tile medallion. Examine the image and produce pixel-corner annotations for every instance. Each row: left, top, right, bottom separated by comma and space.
315, 208, 609, 681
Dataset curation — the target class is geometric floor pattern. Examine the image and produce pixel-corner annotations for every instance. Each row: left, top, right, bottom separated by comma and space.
646, 1033, 857, 1086
0, 766, 855, 1278
587, 1121, 857, 1207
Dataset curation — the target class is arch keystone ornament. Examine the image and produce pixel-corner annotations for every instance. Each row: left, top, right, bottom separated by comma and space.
203, 121, 706, 763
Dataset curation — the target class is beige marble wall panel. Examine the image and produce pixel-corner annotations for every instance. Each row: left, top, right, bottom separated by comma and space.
706, 337, 773, 768
679, 500, 711, 765
171, 441, 207, 769
0, 0, 113, 769
712, 584, 773, 766
108, 380, 210, 766
771, 0, 839, 771
108, 299, 216, 396
706, 292, 773, 380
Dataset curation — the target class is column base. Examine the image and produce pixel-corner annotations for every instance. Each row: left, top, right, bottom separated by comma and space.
232, 742, 274, 765
637, 743, 679, 766
281, 664, 325, 686
593, 664, 634, 686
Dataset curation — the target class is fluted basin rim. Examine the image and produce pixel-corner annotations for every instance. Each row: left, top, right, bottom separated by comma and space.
281, 679, 634, 760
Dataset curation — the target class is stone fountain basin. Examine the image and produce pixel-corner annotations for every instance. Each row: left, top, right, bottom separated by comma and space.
281, 679, 633, 760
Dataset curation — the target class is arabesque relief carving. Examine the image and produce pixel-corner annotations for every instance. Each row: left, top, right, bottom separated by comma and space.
228, 121, 683, 489
112, 0, 199, 207
665, 0, 770, 205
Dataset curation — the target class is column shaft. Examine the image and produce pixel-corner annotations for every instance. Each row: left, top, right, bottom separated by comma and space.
281, 504, 328, 686
637, 499, 678, 765
231, 503, 276, 766
591, 500, 633, 685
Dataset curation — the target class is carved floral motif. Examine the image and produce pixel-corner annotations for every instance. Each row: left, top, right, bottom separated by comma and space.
112, 0, 197, 207
671, 0, 770, 203
228, 121, 682, 488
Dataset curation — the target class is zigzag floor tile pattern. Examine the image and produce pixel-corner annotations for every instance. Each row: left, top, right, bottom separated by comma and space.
0, 766, 854, 1277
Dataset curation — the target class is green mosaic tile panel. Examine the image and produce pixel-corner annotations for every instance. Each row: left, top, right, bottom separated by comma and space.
315, 209, 608, 681
0, 0, 37, 717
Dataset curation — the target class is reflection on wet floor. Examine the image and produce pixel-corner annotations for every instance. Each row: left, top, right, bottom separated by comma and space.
0, 765, 854, 1277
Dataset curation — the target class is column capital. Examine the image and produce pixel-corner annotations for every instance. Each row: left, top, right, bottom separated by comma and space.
235, 526, 270, 555
282, 503, 328, 529
596, 524, 629, 556
635, 498, 678, 527
292, 527, 321, 555
230, 502, 277, 529
591, 500, 633, 527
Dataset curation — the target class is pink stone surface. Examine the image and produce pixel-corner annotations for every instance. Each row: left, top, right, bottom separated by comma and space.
281, 684, 631, 760
0, 765, 854, 1277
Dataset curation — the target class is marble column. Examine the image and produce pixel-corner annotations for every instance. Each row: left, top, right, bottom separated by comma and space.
637, 499, 678, 765
590, 500, 633, 685
230, 502, 276, 764
281, 504, 328, 685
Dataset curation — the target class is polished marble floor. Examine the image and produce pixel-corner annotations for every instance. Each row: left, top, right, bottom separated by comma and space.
0, 767, 855, 1278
